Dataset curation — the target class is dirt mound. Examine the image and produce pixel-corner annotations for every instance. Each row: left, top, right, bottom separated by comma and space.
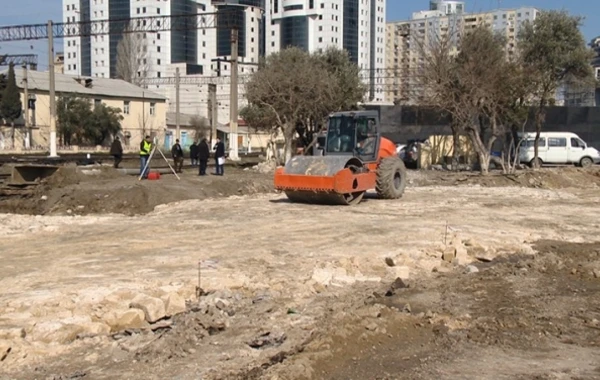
43, 165, 124, 189
0, 167, 275, 216
412, 167, 600, 189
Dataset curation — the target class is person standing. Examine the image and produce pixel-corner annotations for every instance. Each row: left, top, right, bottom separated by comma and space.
171, 139, 184, 173
139, 135, 153, 179
110, 136, 123, 168
190, 141, 199, 166
198, 138, 210, 176
213, 137, 225, 176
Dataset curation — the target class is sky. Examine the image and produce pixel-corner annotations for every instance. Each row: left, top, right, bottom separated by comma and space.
0, 0, 598, 71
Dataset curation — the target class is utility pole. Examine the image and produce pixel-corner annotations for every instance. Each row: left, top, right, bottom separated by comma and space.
22, 64, 30, 149
47, 20, 58, 157
228, 29, 239, 160
175, 67, 180, 141
208, 83, 217, 146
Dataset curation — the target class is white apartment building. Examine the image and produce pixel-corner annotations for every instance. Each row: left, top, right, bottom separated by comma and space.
63, 0, 387, 127
63, 0, 264, 79
386, 0, 538, 104
266, 0, 386, 102
63, 0, 264, 124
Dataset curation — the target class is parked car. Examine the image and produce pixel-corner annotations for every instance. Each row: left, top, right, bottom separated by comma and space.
396, 144, 406, 160
518, 132, 600, 168
403, 139, 428, 168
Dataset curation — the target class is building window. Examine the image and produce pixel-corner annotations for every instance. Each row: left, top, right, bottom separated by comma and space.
284, 4, 303, 11
94, 99, 101, 108
149, 103, 156, 116
123, 101, 130, 114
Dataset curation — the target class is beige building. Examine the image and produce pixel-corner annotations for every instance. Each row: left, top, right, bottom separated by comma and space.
386, 1, 538, 104
54, 53, 65, 74
0, 68, 166, 151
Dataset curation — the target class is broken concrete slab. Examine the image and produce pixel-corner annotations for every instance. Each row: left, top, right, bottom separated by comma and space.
442, 247, 456, 263
130, 294, 166, 323
164, 293, 186, 317
104, 309, 148, 332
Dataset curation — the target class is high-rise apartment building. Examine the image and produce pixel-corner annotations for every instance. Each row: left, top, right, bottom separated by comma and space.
385, 0, 538, 104
63, 0, 386, 123
62, 0, 264, 79
266, 0, 386, 102
62, 0, 266, 123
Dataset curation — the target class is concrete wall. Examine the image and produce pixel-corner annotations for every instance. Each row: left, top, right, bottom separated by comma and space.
366, 105, 600, 149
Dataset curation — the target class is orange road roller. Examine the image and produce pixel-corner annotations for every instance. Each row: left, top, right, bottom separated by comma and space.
274, 111, 407, 205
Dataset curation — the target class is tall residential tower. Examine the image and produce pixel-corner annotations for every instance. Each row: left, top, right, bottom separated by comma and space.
266, 0, 386, 102
385, 1, 538, 104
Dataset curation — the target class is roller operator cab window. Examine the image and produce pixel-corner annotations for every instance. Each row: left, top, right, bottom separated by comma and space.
326, 116, 377, 157
326, 116, 355, 153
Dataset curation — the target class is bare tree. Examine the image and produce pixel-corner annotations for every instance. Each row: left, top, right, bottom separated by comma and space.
245, 48, 337, 164
189, 114, 210, 140
419, 25, 534, 175
116, 29, 152, 86
138, 112, 155, 139
416, 26, 465, 170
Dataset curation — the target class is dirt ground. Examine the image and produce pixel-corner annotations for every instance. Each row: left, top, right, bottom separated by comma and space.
0, 164, 274, 215
1, 166, 600, 379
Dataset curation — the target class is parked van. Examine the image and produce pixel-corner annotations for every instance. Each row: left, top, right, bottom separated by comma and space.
518, 132, 600, 168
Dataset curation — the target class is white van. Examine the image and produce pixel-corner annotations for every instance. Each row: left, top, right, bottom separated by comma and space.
518, 132, 600, 168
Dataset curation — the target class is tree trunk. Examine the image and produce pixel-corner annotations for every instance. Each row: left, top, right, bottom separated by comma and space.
533, 99, 546, 168
11, 122, 15, 149
451, 125, 461, 171
467, 126, 491, 176
478, 151, 490, 175
283, 123, 295, 164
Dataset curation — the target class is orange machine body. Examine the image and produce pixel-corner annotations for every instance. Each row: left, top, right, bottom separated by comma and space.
274, 111, 398, 202
274, 136, 396, 194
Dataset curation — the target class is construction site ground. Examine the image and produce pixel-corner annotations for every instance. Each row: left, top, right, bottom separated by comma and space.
1, 165, 600, 379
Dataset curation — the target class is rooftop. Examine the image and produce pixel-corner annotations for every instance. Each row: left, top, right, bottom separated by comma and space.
0, 69, 166, 101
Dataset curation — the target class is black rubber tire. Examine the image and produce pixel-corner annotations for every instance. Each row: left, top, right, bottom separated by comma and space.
529, 157, 543, 168
580, 157, 593, 168
376, 156, 407, 199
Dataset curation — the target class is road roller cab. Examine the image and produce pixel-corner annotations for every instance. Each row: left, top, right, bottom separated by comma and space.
274, 111, 407, 205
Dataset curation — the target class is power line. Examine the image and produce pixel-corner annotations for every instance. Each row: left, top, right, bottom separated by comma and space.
0, 11, 242, 41
0, 54, 38, 67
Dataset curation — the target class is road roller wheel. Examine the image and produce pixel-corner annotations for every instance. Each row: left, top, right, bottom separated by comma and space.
376, 156, 407, 199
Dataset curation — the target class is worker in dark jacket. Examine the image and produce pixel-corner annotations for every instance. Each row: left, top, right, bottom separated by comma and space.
189, 141, 199, 166
171, 139, 184, 173
198, 138, 210, 176
110, 136, 123, 168
213, 137, 225, 176
140, 135, 153, 179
